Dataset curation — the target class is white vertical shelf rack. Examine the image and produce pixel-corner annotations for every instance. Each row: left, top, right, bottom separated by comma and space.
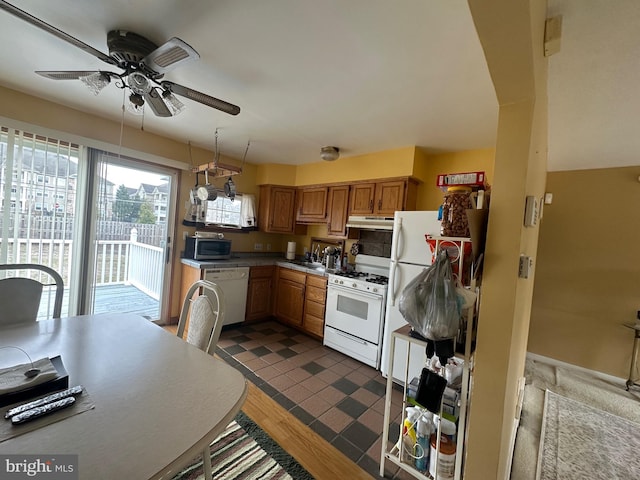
379, 236, 477, 480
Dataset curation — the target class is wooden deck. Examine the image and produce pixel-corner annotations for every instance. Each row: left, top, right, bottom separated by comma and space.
41, 283, 159, 321
93, 284, 159, 320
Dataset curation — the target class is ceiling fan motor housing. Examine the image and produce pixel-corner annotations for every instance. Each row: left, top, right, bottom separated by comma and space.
107, 30, 159, 67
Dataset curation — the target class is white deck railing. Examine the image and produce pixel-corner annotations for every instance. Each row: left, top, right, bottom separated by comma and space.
2, 228, 163, 299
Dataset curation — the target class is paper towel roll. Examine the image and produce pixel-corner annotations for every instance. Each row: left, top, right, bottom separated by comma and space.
286, 241, 296, 260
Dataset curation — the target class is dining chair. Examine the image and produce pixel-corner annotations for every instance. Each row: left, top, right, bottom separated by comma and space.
176, 279, 226, 480
0, 263, 64, 325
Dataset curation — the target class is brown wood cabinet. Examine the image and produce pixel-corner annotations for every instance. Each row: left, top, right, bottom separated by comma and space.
259, 185, 297, 233
349, 183, 376, 215
296, 186, 328, 223
303, 273, 327, 338
274, 266, 328, 339
245, 265, 275, 323
326, 185, 350, 237
348, 178, 418, 216
180, 264, 203, 306
274, 267, 306, 327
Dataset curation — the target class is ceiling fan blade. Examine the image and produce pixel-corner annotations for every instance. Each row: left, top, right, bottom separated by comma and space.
144, 89, 172, 117
142, 37, 199, 75
162, 81, 240, 116
0, 0, 117, 66
35, 71, 101, 80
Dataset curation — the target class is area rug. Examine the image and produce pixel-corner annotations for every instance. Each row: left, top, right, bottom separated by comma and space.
172, 411, 314, 480
536, 389, 640, 480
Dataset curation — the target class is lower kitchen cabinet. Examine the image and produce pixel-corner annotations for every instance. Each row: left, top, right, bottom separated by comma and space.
303, 273, 327, 338
274, 266, 328, 339
275, 267, 306, 327
245, 265, 275, 323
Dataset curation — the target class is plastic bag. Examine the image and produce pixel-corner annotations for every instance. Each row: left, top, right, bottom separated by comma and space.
455, 275, 477, 310
398, 250, 460, 340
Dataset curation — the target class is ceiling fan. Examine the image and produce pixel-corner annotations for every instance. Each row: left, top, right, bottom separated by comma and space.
0, 0, 240, 117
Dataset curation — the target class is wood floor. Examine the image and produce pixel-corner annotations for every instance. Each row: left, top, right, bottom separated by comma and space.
164, 325, 374, 479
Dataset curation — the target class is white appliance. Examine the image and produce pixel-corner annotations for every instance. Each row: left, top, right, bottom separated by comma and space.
345, 216, 394, 230
324, 254, 390, 368
381, 210, 442, 382
204, 267, 250, 326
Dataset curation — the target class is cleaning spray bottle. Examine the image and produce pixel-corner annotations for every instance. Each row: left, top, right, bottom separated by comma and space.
402, 407, 419, 462
415, 411, 433, 472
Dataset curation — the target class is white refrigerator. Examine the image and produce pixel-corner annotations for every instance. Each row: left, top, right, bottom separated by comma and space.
381, 210, 442, 382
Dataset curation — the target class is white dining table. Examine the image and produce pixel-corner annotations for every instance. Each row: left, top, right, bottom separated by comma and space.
0, 313, 248, 479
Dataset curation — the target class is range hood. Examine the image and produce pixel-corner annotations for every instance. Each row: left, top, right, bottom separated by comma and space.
346, 216, 394, 230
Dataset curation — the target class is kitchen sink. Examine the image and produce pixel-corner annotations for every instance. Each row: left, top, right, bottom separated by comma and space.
287, 260, 325, 271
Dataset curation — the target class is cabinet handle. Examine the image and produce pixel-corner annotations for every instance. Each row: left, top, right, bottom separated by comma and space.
378, 199, 382, 210
369, 199, 373, 210
327, 222, 331, 230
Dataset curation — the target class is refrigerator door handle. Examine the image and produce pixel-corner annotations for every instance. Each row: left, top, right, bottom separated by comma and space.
389, 261, 398, 306
391, 216, 402, 262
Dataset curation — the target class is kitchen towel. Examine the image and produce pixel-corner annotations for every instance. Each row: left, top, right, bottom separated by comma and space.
240, 194, 256, 228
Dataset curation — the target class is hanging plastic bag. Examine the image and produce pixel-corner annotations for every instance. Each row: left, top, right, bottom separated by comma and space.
398, 250, 460, 340
454, 275, 477, 311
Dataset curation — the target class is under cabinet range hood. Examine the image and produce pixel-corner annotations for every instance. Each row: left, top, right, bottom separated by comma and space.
346, 216, 394, 230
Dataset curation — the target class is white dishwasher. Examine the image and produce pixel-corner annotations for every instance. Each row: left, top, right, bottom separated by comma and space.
204, 266, 250, 326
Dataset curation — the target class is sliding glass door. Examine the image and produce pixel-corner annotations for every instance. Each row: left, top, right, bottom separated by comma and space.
83, 150, 177, 322
0, 126, 178, 322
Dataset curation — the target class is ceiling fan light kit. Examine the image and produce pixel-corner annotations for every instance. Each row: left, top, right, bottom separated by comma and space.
320, 146, 340, 161
0, 1, 241, 117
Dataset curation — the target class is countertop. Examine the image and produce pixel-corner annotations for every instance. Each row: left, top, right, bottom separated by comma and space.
181, 255, 329, 276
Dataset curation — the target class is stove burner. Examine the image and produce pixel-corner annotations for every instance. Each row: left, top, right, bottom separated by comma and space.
366, 275, 389, 285
334, 271, 368, 278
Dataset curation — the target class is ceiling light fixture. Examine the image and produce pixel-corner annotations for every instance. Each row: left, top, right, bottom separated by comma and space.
127, 92, 145, 115
320, 146, 340, 162
80, 72, 111, 95
162, 90, 185, 115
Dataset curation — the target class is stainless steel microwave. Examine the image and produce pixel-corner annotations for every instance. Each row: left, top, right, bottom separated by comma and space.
184, 237, 232, 260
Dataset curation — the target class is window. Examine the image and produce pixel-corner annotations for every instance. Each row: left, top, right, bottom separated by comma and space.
205, 194, 242, 227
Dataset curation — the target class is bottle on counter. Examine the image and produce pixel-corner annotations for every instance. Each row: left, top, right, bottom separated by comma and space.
415, 412, 433, 472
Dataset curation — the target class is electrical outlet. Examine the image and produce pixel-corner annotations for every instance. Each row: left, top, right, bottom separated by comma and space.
182, 231, 188, 241
254, 243, 263, 251
266, 243, 271, 251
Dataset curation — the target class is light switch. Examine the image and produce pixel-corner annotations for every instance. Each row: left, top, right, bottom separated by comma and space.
524, 196, 539, 227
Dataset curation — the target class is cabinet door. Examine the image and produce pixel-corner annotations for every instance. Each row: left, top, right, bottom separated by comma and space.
275, 278, 305, 326
245, 266, 274, 322
374, 180, 405, 215
326, 185, 349, 237
266, 186, 296, 233
349, 183, 376, 215
296, 187, 328, 222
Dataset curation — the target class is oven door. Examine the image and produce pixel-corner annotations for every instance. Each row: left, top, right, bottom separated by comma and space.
325, 284, 384, 345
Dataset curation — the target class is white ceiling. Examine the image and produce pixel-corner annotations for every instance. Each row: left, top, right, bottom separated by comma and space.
0, 0, 635, 172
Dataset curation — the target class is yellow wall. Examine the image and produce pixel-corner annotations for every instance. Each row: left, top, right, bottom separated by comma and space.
413, 147, 496, 210
530, 166, 640, 377
465, 0, 548, 478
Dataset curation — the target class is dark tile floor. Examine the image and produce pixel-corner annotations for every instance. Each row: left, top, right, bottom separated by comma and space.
216, 320, 410, 479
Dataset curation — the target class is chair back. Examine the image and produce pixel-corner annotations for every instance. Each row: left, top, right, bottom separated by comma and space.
176, 280, 225, 355
0, 264, 64, 324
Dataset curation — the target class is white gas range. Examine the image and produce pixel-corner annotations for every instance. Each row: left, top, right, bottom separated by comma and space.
323, 254, 390, 369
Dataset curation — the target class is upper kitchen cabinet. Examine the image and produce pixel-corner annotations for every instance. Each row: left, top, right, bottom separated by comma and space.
326, 185, 350, 237
259, 185, 297, 233
349, 178, 418, 216
296, 186, 328, 223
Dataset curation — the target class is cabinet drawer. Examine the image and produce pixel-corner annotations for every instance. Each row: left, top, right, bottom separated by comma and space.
278, 267, 306, 284
306, 274, 327, 289
304, 313, 325, 337
250, 265, 274, 279
305, 299, 325, 318
306, 285, 326, 304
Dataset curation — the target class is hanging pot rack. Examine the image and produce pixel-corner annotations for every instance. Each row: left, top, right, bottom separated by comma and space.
190, 128, 249, 179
